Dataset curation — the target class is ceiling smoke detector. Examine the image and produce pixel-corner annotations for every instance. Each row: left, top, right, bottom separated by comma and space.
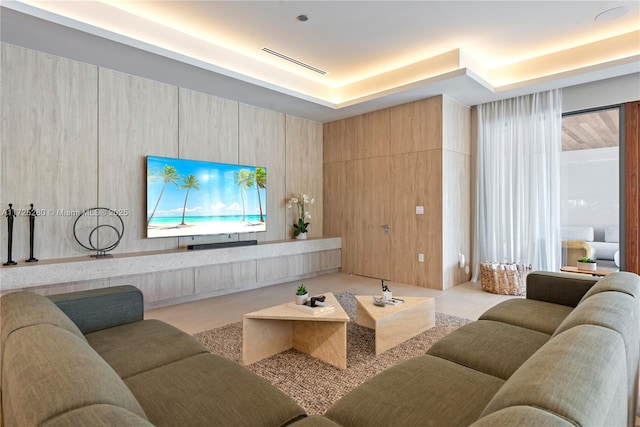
261, 47, 327, 75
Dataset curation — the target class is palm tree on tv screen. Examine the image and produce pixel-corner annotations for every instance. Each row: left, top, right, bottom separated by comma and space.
179, 174, 201, 226
235, 169, 255, 221
255, 167, 266, 222
148, 164, 179, 226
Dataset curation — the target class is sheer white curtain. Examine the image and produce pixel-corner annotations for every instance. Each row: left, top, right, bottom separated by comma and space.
473, 89, 562, 280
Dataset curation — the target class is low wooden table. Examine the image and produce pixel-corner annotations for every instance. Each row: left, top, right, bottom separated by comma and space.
355, 295, 435, 355
560, 266, 616, 277
242, 292, 350, 369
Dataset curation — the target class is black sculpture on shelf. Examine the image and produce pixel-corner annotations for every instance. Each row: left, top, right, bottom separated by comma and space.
73, 207, 124, 258
26, 203, 38, 262
4, 203, 17, 266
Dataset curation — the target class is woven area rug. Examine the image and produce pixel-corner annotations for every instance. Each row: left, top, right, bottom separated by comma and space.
194, 292, 470, 415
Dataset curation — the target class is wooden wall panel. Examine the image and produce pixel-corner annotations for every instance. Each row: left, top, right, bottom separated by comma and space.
390, 97, 442, 154
286, 115, 323, 238
1, 44, 98, 261
98, 69, 179, 254
626, 101, 640, 274
323, 95, 470, 290
238, 104, 286, 242
388, 151, 443, 288
178, 88, 240, 247
178, 88, 238, 162
323, 119, 348, 164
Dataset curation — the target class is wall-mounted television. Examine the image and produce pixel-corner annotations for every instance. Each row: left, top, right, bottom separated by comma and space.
146, 155, 267, 239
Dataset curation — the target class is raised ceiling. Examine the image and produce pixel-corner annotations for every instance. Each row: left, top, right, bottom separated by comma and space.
2, 1, 639, 122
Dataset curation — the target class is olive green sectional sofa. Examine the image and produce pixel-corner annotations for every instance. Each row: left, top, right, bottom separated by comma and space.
0, 286, 338, 427
325, 271, 640, 427
2, 271, 638, 427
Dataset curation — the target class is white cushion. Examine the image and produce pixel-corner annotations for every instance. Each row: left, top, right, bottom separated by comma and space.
604, 226, 619, 243
614, 250, 620, 267
590, 241, 619, 260
561, 226, 594, 242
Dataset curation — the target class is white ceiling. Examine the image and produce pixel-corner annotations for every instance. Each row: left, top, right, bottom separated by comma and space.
3, 1, 640, 122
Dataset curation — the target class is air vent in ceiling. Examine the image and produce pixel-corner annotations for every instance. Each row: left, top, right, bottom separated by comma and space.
261, 47, 327, 75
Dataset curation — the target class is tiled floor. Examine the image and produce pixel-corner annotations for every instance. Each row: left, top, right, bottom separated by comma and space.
145, 272, 518, 334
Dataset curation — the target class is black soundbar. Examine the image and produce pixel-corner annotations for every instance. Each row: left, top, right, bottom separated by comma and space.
187, 240, 257, 250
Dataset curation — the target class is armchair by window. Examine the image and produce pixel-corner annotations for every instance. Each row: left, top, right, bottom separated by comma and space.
561, 226, 595, 266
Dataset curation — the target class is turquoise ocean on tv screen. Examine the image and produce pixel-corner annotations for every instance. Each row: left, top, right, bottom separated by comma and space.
149, 215, 264, 226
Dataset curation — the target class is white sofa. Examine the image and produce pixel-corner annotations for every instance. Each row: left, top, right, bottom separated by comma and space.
590, 226, 620, 266
561, 225, 619, 268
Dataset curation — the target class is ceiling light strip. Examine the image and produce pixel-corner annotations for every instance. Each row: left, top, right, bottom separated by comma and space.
261, 47, 327, 75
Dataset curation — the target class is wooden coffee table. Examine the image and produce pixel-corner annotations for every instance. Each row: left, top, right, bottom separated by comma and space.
242, 292, 350, 369
560, 266, 615, 277
355, 295, 435, 355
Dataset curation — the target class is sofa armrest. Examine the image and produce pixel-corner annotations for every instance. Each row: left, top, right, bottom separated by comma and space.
526, 272, 599, 307
47, 285, 144, 334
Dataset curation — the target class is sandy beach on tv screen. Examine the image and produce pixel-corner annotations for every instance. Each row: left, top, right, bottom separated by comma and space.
148, 220, 266, 238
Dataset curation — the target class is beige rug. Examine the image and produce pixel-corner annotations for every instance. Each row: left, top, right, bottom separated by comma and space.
194, 292, 470, 415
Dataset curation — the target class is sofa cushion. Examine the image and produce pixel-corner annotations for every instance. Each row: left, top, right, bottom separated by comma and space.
478, 299, 573, 335
48, 285, 144, 334
325, 354, 505, 427
480, 325, 627, 427
124, 353, 306, 427
554, 290, 640, 426
580, 271, 640, 302
86, 319, 208, 379
427, 320, 550, 380
2, 324, 147, 426
589, 241, 619, 260
41, 404, 154, 427
561, 225, 594, 241
605, 226, 619, 243
0, 291, 86, 347
471, 406, 575, 427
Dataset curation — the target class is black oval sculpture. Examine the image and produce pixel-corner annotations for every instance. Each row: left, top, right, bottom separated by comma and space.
73, 207, 124, 258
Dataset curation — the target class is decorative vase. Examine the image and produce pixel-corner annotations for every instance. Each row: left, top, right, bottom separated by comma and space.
295, 293, 308, 305
295, 232, 308, 240
577, 261, 597, 271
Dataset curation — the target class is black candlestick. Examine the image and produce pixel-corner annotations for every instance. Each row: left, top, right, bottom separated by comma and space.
26, 203, 38, 262
4, 203, 17, 266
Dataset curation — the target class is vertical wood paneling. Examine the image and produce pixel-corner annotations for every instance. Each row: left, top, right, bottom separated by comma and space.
626, 101, 640, 274
1, 44, 98, 261
239, 104, 286, 242
178, 88, 239, 247
286, 115, 323, 238
98, 68, 179, 253
323, 96, 469, 290
178, 88, 239, 162
390, 97, 442, 154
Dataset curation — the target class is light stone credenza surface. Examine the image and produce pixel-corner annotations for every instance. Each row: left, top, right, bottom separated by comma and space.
0, 237, 341, 308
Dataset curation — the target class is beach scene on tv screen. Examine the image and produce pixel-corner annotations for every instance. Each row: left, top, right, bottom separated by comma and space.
147, 156, 267, 238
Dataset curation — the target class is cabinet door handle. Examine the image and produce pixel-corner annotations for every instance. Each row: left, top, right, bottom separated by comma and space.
380, 224, 390, 234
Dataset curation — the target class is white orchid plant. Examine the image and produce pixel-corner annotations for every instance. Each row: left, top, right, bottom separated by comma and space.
286, 193, 314, 236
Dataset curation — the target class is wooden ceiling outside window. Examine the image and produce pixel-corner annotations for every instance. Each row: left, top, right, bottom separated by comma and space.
562, 108, 620, 151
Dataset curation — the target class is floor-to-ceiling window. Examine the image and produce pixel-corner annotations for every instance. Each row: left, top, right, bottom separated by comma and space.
561, 106, 622, 270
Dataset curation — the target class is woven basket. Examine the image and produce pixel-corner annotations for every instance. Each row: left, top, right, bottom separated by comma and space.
479, 262, 531, 296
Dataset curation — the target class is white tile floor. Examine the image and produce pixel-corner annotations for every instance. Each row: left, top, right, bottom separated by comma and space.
145, 272, 518, 334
